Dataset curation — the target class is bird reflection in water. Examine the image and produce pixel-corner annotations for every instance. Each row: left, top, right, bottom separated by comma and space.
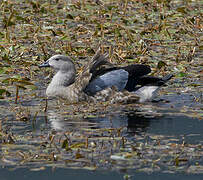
46, 108, 162, 136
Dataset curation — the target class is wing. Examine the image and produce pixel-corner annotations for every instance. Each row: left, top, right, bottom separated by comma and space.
136, 74, 173, 86
90, 64, 151, 92
122, 64, 151, 91
122, 64, 151, 77
74, 48, 109, 91
84, 69, 129, 95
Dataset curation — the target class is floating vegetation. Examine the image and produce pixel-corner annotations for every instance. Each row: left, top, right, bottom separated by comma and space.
0, 118, 203, 173
0, 0, 202, 175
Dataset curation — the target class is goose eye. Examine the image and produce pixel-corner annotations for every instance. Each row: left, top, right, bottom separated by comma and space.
55, 58, 60, 61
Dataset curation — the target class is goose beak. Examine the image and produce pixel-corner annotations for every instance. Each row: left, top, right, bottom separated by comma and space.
39, 61, 50, 68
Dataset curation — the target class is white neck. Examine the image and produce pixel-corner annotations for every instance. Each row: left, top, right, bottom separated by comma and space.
51, 70, 75, 87
46, 70, 75, 97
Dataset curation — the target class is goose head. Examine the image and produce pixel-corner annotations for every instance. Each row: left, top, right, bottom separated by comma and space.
39, 55, 76, 73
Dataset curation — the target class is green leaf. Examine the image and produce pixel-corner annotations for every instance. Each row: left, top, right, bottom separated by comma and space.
177, 72, 187, 77
16, 15, 27, 22
0, 88, 11, 98
0, 32, 4, 39
66, 14, 74, 19
176, 7, 187, 14
115, 28, 121, 37
157, 61, 167, 69
199, 45, 203, 51
70, 142, 86, 149
25, 85, 38, 90
61, 139, 68, 149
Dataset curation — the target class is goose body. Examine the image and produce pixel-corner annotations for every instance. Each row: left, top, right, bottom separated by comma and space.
39, 50, 172, 103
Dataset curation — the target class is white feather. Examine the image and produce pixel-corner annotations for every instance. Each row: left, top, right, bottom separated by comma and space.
134, 86, 160, 103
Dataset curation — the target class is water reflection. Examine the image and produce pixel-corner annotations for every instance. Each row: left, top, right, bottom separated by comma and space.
126, 114, 152, 134
46, 104, 203, 144
47, 108, 161, 135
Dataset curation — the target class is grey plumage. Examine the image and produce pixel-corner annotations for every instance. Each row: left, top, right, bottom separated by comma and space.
39, 49, 139, 103
84, 69, 129, 95
39, 49, 173, 104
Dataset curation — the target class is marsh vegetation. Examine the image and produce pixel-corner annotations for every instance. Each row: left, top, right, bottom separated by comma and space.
0, 0, 202, 177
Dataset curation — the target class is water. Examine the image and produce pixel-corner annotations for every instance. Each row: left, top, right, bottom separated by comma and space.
1, 168, 203, 180
47, 109, 203, 143
0, 91, 202, 179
